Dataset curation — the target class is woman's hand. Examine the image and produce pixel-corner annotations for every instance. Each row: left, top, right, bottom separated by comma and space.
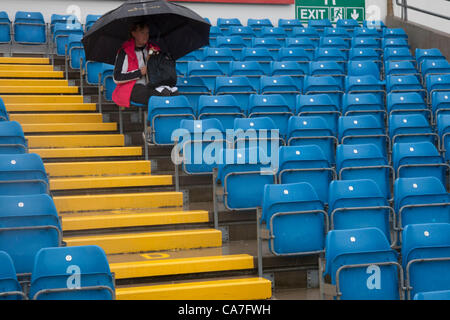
140, 66, 147, 76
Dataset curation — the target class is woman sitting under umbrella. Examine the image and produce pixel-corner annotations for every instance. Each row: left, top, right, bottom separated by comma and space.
112, 21, 178, 108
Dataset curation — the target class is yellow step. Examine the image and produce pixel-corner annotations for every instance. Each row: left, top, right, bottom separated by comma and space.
30, 146, 142, 159
45, 160, 151, 177
5, 103, 97, 112
0, 86, 78, 94
21, 122, 117, 133
50, 174, 173, 190
110, 254, 254, 279
64, 228, 222, 254
26, 134, 124, 148
0, 79, 69, 86
0, 57, 50, 64
0, 64, 54, 71
10, 113, 103, 124
0, 71, 64, 78
116, 277, 272, 300
53, 191, 183, 213
1, 95, 83, 104
61, 209, 208, 231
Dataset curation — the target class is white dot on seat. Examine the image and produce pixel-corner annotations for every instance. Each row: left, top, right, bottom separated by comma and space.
66, 255, 72, 262
250, 122, 254, 126
165, 100, 170, 104
229, 80, 233, 83
296, 150, 301, 155
409, 147, 414, 152
413, 183, 418, 188
283, 189, 289, 195
400, 96, 404, 100
237, 153, 242, 158
445, 95, 449, 99
200, 64, 204, 68
355, 98, 360, 102
353, 120, 358, 125
349, 186, 354, 191
281, 64, 286, 68
310, 98, 314, 102
196, 124, 201, 128
353, 149, 358, 154
273, 80, 277, 83
424, 231, 430, 237
10, 160, 16, 165
289, 50, 293, 54
252, 50, 256, 54
214, 99, 218, 103
350, 236, 356, 242
403, 119, 408, 123
263, 98, 267, 102
18, 202, 24, 207
303, 121, 307, 125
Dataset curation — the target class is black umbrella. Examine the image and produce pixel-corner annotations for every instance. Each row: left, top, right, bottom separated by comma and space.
82, 0, 211, 65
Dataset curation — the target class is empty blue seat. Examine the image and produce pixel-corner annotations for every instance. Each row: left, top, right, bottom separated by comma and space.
345, 75, 385, 102
415, 48, 446, 71
386, 92, 429, 119
287, 116, 337, 165
202, 47, 236, 74
319, 37, 349, 52
313, 48, 347, 66
285, 37, 316, 51
276, 47, 312, 64
214, 75, 257, 109
215, 35, 247, 52
296, 94, 340, 134
338, 115, 388, 158
392, 142, 447, 185
0, 153, 48, 195
385, 61, 421, 82
147, 95, 196, 145
209, 26, 224, 46
414, 290, 450, 300
353, 27, 381, 40
290, 27, 320, 45
240, 47, 275, 74
187, 61, 226, 92
402, 223, 450, 299
0, 12, 11, 45
262, 182, 327, 255
247, 18, 273, 36
382, 38, 410, 50
384, 47, 415, 63
421, 60, 450, 79
336, 19, 360, 32
386, 75, 426, 100
176, 77, 211, 109
322, 27, 351, 41
85, 62, 114, 86
0, 121, 27, 154
348, 48, 381, 65
0, 194, 62, 275
85, 14, 101, 31
309, 61, 346, 87
0, 251, 26, 300
0, 97, 8, 121
177, 50, 200, 76
197, 94, 244, 130
217, 146, 276, 210
247, 93, 294, 138
363, 20, 386, 30
433, 93, 450, 122
437, 114, 450, 161
225, 26, 255, 47
304, 75, 344, 107
66, 34, 85, 70
328, 179, 394, 245
347, 61, 381, 80
14, 11, 46, 44
270, 61, 306, 90
278, 19, 303, 36
342, 93, 385, 124
259, 26, 287, 43
233, 117, 281, 155
351, 38, 381, 52
336, 143, 392, 199
278, 145, 335, 204
308, 19, 332, 33
29, 245, 115, 300
177, 119, 225, 174
53, 22, 84, 56
251, 37, 282, 52
323, 227, 401, 300
259, 75, 301, 108
383, 28, 408, 40
426, 74, 450, 104
50, 14, 80, 34
217, 18, 243, 30
228, 61, 264, 91
389, 114, 436, 145
394, 177, 450, 230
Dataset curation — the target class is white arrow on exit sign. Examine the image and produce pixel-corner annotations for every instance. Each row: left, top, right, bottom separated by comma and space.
351, 9, 359, 20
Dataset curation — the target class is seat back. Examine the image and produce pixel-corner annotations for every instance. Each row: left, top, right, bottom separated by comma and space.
0, 121, 27, 154
197, 94, 244, 130
0, 251, 25, 300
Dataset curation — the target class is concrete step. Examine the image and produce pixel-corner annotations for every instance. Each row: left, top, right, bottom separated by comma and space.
26, 134, 124, 148
45, 160, 152, 177
5, 103, 97, 112
21, 122, 117, 133
0, 57, 50, 64
30, 146, 142, 159
0, 71, 63, 78
11, 113, 103, 124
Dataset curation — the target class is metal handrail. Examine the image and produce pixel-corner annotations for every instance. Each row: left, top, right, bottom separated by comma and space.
396, 0, 450, 21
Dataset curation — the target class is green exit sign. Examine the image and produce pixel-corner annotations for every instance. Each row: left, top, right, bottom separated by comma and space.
295, 0, 365, 23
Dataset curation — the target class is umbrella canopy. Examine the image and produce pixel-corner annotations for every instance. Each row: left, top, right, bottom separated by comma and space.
82, 0, 211, 64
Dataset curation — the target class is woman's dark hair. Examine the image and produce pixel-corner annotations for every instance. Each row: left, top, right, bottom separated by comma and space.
129, 21, 149, 38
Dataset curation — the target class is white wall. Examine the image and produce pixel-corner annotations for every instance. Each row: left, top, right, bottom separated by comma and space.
2, 0, 387, 26
392, 0, 450, 35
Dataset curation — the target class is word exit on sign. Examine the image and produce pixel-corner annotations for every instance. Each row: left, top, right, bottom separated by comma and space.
295, 0, 365, 23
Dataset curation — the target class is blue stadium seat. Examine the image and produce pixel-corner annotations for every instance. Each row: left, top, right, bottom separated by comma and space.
0, 121, 27, 154
336, 143, 392, 199
338, 115, 389, 158
0, 251, 27, 300
421, 60, 450, 79
433, 93, 450, 121
402, 223, 450, 300
287, 116, 337, 165
14, 11, 46, 45
187, 61, 226, 92
437, 114, 450, 161
270, 61, 306, 90
217, 18, 243, 30
309, 61, 346, 87
66, 34, 85, 70
415, 48, 446, 71
308, 19, 332, 33
323, 227, 401, 300
262, 182, 327, 255
0, 12, 11, 45
304, 75, 345, 107
319, 37, 349, 52
382, 38, 410, 50
217, 146, 276, 210
385, 61, 421, 83
394, 177, 450, 230
177, 50, 200, 76
177, 119, 225, 174
386, 75, 426, 100
336, 19, 360, 33
0, 153, 49, 195
85, 14, 101, 31
313, 48, 347, 66
209, 26, 223, 47
29, 245, 115, 300
228, 61, 265, 91
197, 94, 245, 130
247, 93, 294, 138
353, 27, 381, 39
392, 142, 447, 185
259, 75, 301, 108
225, 26, 256, 47
251, 37, 281, 53
233, 117, 282, 155
259, 26, 287, 44
389, 114, 437, 146
85, 62, 114, 86
322, 27, 351, 42
215, 35, 247, 53
414, 289, 450, 300
345, 75, 385, 103
214, 75, 257, 109
278, 18, 304, 36
147, 95, 196, 145
50, 14, 80, 34
296, 94, 341, 134
347, 61, 381, 80
351, 38, 381, 53
383, 28, 408, 40
202, 47, 236, 74
0, 97, 8, 121
285, 37, 316, 51
247, 18, 273, 36
386, 92, 429, 120
384, 47, 415, 64
0, 194, 62, 275
290, 27, 320, 45
53, 22, 84, 56
328, 179, 395, 246
342, 93, 385, 124
176, 77, 211, 109
348, 48, 382, 67
425, 74, 450, 105
278, 145, 335, 205
363, 20, 386, 31
240, 47, 275, 74
277, 47, 312, 64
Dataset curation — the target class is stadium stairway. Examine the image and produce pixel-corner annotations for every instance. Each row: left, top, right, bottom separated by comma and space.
1, 56, 272, 300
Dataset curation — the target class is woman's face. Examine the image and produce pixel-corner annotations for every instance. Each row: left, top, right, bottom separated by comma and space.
132, 25, 150, 47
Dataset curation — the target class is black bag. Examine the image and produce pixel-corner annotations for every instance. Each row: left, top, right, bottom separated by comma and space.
146, 52, 177, 88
